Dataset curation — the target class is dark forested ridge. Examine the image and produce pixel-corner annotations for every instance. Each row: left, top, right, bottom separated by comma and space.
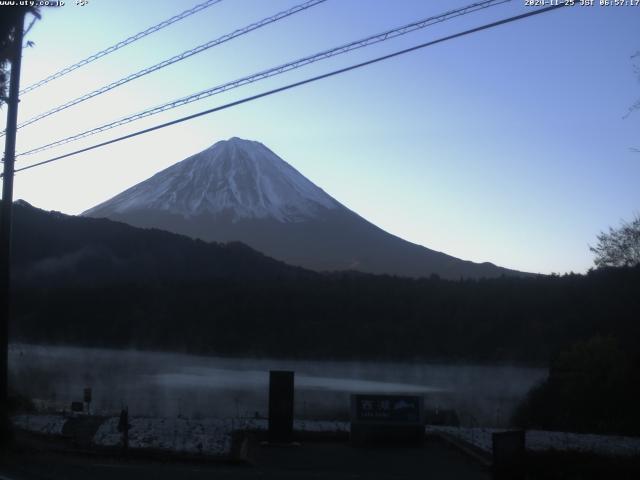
8, 201, 640, 365
10, 200, 313, 284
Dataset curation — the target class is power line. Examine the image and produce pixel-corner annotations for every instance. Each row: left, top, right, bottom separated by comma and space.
17, 0, 511, 158
10, 2, 572, 176
5, 0, 326, 136
19, 0, 225, 95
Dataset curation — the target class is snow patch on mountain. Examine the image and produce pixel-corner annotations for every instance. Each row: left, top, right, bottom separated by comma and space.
85, 137, 339, 223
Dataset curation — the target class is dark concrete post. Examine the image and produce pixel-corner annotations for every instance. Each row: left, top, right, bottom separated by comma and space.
83, 387, 92, 415
492, 430, 525, 478
118, 407, 130, 453
268, 370, 294, 443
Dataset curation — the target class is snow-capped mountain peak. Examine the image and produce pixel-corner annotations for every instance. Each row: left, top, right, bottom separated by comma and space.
84, 137, 526, 279
85, 137, 339, 222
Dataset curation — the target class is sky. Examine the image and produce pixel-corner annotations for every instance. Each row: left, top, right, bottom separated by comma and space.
2, 0, 639, 275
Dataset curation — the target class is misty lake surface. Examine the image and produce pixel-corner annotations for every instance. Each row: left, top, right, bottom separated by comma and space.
10, 344, 546, 426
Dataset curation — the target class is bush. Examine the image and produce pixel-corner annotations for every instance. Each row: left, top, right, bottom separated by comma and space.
512, 336, 640, 436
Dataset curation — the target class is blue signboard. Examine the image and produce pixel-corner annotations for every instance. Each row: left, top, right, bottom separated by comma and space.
352, 394, 423, 424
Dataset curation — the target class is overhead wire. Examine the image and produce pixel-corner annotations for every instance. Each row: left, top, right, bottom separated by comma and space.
19, 0, 226, 95
17, 0, 511, 158
9, 2, 572, 176
4, 0, 327, 136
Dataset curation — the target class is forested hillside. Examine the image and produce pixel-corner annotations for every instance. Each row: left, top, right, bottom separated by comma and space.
9, 202, 640, 364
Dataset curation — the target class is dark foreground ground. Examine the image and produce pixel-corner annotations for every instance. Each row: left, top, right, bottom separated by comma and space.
2, 430, 640, 480
1, 430, 489, 480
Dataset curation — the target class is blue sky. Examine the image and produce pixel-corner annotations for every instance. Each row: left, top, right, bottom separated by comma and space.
3, 0, 639, 274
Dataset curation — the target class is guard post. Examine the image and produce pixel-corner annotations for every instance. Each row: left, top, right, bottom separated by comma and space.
268, 370, 294, 443
492, 430, 525, 477
83, 387, 92, 415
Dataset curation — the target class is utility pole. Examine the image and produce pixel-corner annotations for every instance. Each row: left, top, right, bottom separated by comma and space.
1, 9, 25, 445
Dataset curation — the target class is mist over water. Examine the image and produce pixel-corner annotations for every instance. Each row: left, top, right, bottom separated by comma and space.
10, 344, 546, 426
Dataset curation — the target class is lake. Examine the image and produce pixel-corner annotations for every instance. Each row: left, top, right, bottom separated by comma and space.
9, 344, 546, 426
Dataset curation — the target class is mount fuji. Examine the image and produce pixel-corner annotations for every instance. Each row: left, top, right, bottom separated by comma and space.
83, 137, 524, 279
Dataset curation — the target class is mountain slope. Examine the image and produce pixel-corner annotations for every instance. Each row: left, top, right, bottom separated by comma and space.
10, 200, 311, 288
86, 137, 338, 223
84, 137, 526, 279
